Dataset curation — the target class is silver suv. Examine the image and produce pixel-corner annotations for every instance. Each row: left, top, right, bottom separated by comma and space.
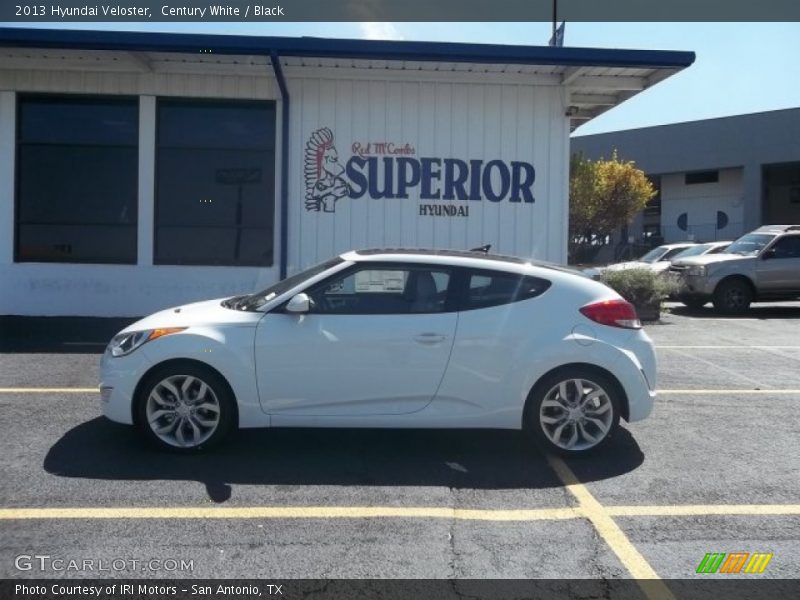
670, 225, 800, 314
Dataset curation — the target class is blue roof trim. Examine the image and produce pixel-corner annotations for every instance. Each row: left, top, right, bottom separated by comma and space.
0, 28, 695, 69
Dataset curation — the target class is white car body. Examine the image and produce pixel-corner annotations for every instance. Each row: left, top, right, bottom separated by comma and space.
100, 249, 657, 454
603, 243, 697, 275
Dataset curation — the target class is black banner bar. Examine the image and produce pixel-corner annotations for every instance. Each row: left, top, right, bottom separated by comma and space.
3, 580, 800, 600
2, 0, 800, 23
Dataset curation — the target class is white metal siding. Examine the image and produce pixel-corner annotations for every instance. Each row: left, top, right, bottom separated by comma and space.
661, 168, 744, 242
0, 68, 276, 99
287, 74, 569, 274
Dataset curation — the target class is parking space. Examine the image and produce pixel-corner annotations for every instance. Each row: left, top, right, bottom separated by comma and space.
1, 304, 799, 588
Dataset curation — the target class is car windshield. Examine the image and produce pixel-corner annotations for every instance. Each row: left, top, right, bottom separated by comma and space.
637, 247, 668, 263
236, 257, 344, 310
672, 243, 714, 259
725, 233, 775, 256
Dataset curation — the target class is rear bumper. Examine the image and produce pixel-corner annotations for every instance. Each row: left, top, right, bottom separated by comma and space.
611, 333, 657, 423
621, 366, 656, 422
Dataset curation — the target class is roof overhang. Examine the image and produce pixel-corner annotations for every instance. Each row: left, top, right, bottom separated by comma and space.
0, 27, 695, 129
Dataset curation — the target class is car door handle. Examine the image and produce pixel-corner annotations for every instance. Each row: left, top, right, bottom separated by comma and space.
413, 333, 447, 345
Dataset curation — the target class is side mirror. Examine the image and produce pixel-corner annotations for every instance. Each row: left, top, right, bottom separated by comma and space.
286, 293, 311, 314
762, 248, 777, 260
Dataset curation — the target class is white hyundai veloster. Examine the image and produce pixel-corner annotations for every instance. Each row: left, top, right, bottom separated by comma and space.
100, 249, 657, 455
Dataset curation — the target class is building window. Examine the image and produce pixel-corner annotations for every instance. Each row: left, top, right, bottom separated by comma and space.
155, 99, 276, 266
16, 94, 138, 263
685, 170, 719, 185
643, 175, 661, 217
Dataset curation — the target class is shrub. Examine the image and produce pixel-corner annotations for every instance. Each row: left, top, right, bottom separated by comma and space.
599, 268, 674, 307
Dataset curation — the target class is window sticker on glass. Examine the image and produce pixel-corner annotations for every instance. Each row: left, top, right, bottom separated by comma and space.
354, 270, 407, 293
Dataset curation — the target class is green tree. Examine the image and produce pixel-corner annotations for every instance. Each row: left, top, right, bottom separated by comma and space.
569, 150, 656, 263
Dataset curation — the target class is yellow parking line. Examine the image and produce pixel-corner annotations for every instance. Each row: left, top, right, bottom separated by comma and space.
607, 504, 800, 517
3, 504, 799, 521
0, 388, 97, 393
547, 456, 673, 600
0, 506, 580, 522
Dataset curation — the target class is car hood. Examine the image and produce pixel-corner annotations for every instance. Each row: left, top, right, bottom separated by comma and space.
671, 253, 751, 267
603, 261, 650, 271
121, 297, 263, 333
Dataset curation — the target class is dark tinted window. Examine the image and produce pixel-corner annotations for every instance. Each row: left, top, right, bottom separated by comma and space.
307, 265, 452, 314
155, 99, 276, 266
685, 170, 719, 185
770, 236, 800, 259
464, 271, 550, 310
16, 95, 138, 263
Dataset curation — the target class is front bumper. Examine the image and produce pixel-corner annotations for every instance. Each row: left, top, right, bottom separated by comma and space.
673, 272, 718, 298
99, 348, 153, 425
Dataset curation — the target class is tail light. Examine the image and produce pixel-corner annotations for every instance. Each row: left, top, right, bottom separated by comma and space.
580, 299, 642, 329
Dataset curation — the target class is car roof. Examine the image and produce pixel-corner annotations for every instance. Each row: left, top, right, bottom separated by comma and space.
752, 225, 800, 234
657, 242, 697, 249
341, 248, 586, 277
351, 247, 527, 264
697, 241, 732, 248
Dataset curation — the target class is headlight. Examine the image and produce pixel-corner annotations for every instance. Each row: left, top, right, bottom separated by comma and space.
107, 328, 186, 357
687, 265, 707, 277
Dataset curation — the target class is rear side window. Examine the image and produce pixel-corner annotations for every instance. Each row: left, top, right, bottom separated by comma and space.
463, 270, 551, 310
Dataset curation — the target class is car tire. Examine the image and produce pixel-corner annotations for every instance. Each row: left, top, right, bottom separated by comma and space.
526, 368, 621, 457
712, 278, 753, 315
681, 298, 707, 310
134, 362, 236, 452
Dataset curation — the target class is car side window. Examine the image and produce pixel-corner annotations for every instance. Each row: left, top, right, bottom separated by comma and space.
463, 270, 551, 310
306, 265, 452, 315
769, 236, 800, 259
662, 247, 689, 261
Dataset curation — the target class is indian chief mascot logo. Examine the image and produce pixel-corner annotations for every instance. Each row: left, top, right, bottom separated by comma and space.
304, 127, 351, 212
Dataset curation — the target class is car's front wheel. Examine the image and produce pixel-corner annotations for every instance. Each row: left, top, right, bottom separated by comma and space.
713, 278, 753, 314
134, 363, 236, 452
528, 369, 621, 456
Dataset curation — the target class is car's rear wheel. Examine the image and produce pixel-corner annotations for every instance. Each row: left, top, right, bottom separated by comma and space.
713, 278, 753, 314
528, 369, 621, 456
135, 363, 236, 452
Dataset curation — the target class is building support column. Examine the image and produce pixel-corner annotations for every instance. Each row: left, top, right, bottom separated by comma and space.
741, 162, 763, 232
138, 96, 156, 266
0, 92, 15, 265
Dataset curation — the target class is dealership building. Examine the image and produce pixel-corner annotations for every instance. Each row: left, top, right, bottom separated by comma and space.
0, 28, 692, 316
572, 108, 800, 249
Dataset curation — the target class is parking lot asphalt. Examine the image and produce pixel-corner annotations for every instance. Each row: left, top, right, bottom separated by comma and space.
1, 303, 799, 589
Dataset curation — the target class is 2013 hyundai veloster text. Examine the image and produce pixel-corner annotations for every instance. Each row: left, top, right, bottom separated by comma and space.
100, 249, 657, 455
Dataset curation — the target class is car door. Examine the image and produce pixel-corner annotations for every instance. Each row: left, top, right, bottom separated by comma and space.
434, 268, 552, 419
755, 235, 800, 294
254, 263, 457, 416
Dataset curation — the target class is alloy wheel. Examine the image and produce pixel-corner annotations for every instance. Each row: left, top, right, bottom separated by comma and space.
145, 374, 221, 448
539, 378, 614, 451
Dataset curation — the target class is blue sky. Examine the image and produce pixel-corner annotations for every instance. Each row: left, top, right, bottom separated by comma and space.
4, 22, 799, 135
